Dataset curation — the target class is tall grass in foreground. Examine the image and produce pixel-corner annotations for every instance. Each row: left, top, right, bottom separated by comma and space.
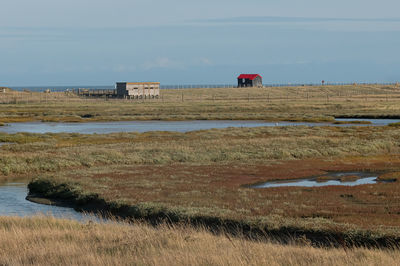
0, 217, 398, 266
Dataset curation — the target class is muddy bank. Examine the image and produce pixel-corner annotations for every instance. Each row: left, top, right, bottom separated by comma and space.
27, 178, 400, 249
335, 115, 400, 119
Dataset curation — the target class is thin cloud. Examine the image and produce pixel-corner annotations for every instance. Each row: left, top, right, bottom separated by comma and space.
195, 16, 400, 24
143, 57, 185, 70
188, 16, 400, 32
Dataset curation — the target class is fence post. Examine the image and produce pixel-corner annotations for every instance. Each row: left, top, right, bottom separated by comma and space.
182, 92, 184, 102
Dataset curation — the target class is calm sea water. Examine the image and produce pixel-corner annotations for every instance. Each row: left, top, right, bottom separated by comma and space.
11, 85, 114, 92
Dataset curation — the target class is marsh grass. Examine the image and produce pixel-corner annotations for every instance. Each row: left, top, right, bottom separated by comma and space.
339, 175, 361, 182
377, 172, 400, 182
0, 216, 399, 266
2, 125, 400, 237
1, 126, 400, 177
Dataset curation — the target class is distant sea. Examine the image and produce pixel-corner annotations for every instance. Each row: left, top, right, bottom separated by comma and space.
10, 85, 114, 92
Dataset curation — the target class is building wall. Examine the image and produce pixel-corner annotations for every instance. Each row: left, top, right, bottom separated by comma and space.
120, 82, 160, 98
238, 78, 253, 87
253, 76, 263, 87
116, 83, 127, 97
237, 77, 263, 88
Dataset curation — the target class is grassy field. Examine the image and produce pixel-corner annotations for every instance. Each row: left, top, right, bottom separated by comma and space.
2, 84, 400, 261
0, 216, 399, 266
2, 84, 400, 123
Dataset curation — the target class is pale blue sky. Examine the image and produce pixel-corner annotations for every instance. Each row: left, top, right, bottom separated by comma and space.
1, 0, 400, 86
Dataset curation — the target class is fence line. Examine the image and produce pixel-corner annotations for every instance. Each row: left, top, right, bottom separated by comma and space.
10, 82, 399, 92
1, 90, 400, 105
162, 82, 400, 90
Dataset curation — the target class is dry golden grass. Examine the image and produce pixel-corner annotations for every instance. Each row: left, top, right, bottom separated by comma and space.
0, 216, 399, 266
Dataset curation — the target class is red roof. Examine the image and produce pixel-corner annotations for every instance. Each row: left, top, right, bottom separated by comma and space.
237, 74, 262, 80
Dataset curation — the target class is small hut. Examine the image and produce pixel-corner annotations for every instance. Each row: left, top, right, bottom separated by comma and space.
237, 74, 263, 88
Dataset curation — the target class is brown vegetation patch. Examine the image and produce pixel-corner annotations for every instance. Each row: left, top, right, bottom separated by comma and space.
38, 156, 400, 234
377, 172, 400, 182
339, 175, 361, 182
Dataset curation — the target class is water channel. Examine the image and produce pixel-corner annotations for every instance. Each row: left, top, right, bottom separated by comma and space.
0, 182, 96, 220
0, 118, 398, 134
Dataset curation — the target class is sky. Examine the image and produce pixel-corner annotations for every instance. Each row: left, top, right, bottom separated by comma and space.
1, 0, 400, 86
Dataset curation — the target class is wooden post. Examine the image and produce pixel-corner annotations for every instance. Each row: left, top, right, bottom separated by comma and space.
182, 92, 184, 102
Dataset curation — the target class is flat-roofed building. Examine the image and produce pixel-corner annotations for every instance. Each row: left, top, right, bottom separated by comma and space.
116, 82, 160, 99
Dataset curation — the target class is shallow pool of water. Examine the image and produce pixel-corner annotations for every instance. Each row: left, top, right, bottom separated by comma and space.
251, 172, 382, 188
0, 118, 397, 134
0, 182, 97, 221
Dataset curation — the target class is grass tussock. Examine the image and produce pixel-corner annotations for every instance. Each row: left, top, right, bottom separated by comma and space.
0, 216, 399, 266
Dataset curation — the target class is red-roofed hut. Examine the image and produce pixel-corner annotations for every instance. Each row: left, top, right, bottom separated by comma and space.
237, 74, 263, 88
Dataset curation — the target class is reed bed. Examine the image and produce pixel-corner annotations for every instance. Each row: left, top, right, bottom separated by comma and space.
0, 216, 399, 266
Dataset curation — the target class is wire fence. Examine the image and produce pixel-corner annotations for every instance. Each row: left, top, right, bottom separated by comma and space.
10, 82, 399, 92
2, 87, 400, 105
162, 82, 400, 89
